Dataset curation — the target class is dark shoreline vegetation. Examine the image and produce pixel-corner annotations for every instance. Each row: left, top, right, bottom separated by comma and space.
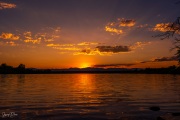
0, 63, 180, 74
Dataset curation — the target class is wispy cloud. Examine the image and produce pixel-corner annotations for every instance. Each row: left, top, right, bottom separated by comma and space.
0, 41, 18, 47
5, 41, 18, 46
0, 1, 16, 10
23, 32, 41, 44
23, 27, 60, 44
46, 43, 74, 47
137, 24, 149, 28
105, 18, 136, 35
47, 42, 101, 54
105, 26, 123, 35
130, 42, 151, 50
0, 27, 61, 46
51, 47, 80, 51
77, 42, 99, 46
47, 43, 80, 51
0, 33, 19, 40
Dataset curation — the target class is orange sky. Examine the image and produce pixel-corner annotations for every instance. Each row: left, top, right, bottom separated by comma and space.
0, 0, 179, 68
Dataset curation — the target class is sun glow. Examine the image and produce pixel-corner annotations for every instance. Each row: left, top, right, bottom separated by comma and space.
79, 63, 91, 68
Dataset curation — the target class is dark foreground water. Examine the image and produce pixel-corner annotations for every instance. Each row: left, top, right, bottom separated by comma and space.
0, 74, 180, 120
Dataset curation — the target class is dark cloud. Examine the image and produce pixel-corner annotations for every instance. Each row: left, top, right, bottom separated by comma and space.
93, 63, 135, 68
96, 45, 130, 53
153, 56, 178, 62
81, 49, 92, 54
120, 19, 135, 27
141, 56, 178, 63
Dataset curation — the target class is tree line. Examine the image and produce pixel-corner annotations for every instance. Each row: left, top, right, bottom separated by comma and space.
0, 63, 26, 74
0, 63, 180, 74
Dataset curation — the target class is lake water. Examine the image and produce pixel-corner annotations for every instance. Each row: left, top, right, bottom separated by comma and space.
0, 74, 180, 120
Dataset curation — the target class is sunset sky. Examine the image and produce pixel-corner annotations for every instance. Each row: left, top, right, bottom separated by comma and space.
0, 0, 179, 68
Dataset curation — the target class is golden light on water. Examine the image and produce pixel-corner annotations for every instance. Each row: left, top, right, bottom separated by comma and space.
78, 74, 93, 89
73, 74, 95, 94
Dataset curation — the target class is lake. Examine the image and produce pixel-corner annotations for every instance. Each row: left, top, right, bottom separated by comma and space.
0, 74, 180, 120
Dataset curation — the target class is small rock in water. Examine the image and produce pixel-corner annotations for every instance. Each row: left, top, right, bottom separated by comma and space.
149, 106, 160, 111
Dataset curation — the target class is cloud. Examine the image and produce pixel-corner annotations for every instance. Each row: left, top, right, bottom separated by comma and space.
152, 23, 172, 32
74, 45, 131, 56
140, 56, 178, 63
74, 41, 151, 56
15, 27, 60, 44
47, 43, 81, 52
0, 27, 61, 48
74, 48, 98, 55
23, 32, 41, 44
130, 42, 151, 50
46, 43, 74, 47
77, 42, 99, 46
80, 48, 93, 54
105, 26, 123, 35
0, 41, 18, 46
119, 18, 135, 27
22, 27, 61, 44
153, 56, 178, 62
93, 63, 135, 68
47, 42, 101, 54
52, 47, 80, 51
96, 45, 130, 53
105, 18, 136, 35
152, 21, 180, 36
0, 2, 16, 10
0, 33, 19, 40
6, 41, 18, 46
41, 27, 61, 42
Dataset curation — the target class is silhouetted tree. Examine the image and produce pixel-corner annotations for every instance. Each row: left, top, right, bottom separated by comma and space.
16, 64, 26, 73
17, 64, 25, 70
155, 17, 180, 64
0, 63, 13, 73
0, 63, 13, 69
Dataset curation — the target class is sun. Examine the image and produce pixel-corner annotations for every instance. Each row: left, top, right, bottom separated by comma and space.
79, 63, 91, 68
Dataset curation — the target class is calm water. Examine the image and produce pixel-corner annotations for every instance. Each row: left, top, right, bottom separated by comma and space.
0, 74, 180, 120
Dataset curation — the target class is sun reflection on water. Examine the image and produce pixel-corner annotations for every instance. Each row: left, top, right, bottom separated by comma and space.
73, 74, 95, 94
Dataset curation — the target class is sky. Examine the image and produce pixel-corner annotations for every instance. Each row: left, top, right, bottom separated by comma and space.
0, 0, 180, 68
